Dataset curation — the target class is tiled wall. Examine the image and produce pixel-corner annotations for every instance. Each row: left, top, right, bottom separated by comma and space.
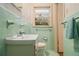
0, 7, 31, 55
0, 7, 12, 55
0, 15, 7, 55
7, 18, 33, 36
32, 27, 55, 50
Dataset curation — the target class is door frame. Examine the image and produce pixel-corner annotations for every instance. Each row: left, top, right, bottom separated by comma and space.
52, 3, 65, 55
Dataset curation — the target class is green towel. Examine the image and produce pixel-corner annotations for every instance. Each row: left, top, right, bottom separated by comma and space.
74, 21, 79, 52
65, 17, 78, 39
65, 17, 79, 52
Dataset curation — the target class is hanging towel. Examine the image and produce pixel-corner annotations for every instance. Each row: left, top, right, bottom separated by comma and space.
74, 21, 79, 52
65, 17, 79, 52
65, 17, 78, 39
76, 21, 79, 37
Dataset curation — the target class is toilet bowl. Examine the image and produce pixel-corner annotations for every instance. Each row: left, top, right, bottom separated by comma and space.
35, 42, 46, 56
35, 42, 59, 56
35, 42, 46, 49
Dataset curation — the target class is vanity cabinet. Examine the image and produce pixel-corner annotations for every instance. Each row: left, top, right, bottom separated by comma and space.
6, 44, 35, 56
5, 35, 38, 56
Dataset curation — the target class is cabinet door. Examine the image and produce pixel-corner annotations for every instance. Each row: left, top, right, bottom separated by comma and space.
6, 44, 35, 56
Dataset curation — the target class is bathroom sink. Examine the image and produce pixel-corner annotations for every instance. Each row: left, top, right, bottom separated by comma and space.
5, 34, 38, 44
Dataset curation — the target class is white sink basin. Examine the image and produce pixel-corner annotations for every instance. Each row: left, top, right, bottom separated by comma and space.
5, 34, 38, 44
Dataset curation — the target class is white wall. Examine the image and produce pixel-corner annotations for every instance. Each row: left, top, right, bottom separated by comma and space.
65, 3, 79, 17
21, 3, 52, 25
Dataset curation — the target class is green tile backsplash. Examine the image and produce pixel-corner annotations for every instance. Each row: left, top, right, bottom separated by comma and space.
32, 27, 55, 51
0, 7, 21, 55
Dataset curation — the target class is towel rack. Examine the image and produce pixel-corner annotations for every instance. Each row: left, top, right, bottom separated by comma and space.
61, 17, 79, 24
74, 17, 79, 20
61, 21, 67, 24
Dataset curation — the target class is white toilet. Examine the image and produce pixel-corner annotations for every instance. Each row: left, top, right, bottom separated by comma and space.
35, 42, 59, 56
35, 42, 46, 56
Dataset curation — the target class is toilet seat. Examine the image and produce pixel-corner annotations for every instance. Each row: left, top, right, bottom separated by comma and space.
35, 42, 46, 49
